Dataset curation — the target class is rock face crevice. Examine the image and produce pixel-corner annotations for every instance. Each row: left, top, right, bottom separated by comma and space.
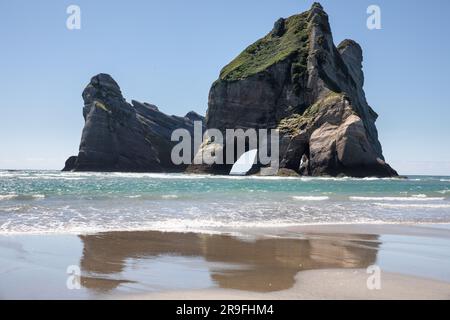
189, 2, 397, 177
63, 73, 204, 172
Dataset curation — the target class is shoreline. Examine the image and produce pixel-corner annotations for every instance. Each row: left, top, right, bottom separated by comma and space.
1, 223, 450, 299
1, 221, 450, 237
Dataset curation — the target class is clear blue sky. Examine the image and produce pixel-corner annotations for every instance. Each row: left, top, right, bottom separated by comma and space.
1, 0, 449, 175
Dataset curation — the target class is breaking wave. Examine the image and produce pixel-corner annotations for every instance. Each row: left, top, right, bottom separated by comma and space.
0, 194, 45, 201
350, 196, 445, 201
292, 196, 330, 201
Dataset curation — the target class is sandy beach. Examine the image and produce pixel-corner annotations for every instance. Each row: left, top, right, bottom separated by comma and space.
1, 224, 449, 299
131, 269, 450, 300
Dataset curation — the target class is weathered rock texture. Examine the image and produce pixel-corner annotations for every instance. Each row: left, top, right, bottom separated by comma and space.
63, 73, 204, 172
190, 2, 397, 177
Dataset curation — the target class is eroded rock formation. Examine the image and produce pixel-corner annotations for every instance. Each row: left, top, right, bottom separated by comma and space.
190, 2, 397, 177
63, 73, 204, 172
65, 3, 397, 177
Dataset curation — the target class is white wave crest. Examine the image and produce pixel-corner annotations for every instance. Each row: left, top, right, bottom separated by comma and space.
411, 194, 427, 198
350, 196, 444, 202
0, 194, 45, 201
292, 196, 329, 201
0, 194, 18, 201
374, 203, 450, 209
161, 194, 179, 199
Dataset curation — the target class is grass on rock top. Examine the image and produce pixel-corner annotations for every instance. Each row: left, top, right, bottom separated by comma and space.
220, 12, 311, 81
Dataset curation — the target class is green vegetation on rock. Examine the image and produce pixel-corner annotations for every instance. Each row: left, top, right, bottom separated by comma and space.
278, 114, 307, 136
94, 101, 110, 113
278, 92, 344, 135
220, 12, 311, 81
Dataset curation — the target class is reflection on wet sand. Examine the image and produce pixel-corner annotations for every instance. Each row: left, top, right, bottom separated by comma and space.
78, 231, 380, 293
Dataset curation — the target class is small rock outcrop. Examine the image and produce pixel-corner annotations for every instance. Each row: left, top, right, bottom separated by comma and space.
190, 2, 398, 177
63, 73, 204, 172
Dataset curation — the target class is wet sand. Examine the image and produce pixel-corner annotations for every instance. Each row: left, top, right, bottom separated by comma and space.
1, 224, 450, 299
131, 269, 450, 300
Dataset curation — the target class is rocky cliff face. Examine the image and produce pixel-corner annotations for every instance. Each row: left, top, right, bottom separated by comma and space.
191, 2, 398, 177
65, 3, 397, 177
63, 73, 204, 172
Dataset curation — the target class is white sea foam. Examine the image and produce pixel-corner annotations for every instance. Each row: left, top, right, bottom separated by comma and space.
374, 203, 450, 209
110, 172, 209, 179
292, 196, 329, 201
0, 170, 415, 182
437, 190, 450, 194
0, 194, 45, 201
0, 216, 361, 236
411, 194, 427, 198
18, 176, 84, 180
0, 218, 301, 235
350, 196, 445, 202
95, 173, 403, 182
0, 194, 18, 201
3, 217, 449, 236
0, 206, 24, 212
31, 194, 45, 199
161, 195, 179, 199
0, 173, 14, 178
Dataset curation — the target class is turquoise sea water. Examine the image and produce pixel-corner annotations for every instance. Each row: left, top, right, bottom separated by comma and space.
0, 170, 449, 235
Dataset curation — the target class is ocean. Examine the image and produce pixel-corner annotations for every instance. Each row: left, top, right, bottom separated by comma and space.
0, 170, 449, 235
